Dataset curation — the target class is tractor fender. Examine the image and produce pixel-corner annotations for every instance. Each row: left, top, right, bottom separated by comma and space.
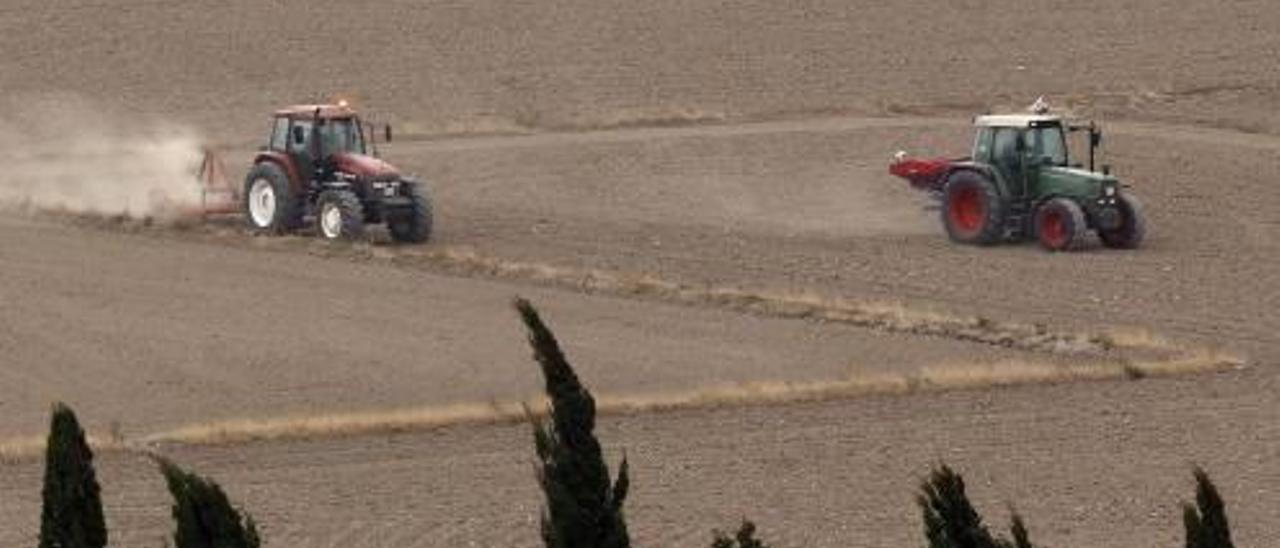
943, 162, 1026, 200
1026, 194, 1057, 221
1029, 194, 1093, 229
941, 163, 999, 193
252, 151, 305, 194
1033, 193, 1117, 231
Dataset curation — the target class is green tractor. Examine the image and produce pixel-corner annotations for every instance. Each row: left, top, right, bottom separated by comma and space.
890, 101, 1146, 251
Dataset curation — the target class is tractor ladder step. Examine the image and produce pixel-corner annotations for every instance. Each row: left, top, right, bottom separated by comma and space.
1004, 201, 1032, 238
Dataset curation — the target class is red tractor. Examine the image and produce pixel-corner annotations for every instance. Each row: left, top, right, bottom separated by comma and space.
221, 103, 433, 242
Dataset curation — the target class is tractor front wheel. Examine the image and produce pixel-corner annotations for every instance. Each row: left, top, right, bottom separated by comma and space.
1099, 193, 1147, 249
316, 190, 366, 241
1034, 198, 1088, 252
388, 181, 434, 244
941, 170, 1005, 245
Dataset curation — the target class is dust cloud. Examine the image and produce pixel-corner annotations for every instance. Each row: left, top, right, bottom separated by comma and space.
0, 96, 206, 219
706, 166, 939, 238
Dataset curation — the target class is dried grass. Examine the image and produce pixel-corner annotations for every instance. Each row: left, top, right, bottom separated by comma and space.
18, 211, 1195, 361
401, 246, 1123, 358
137, 351, 1247, 447
1, 213, 1246, 460
0, 352, 1241, 461
0, 433, 130, 464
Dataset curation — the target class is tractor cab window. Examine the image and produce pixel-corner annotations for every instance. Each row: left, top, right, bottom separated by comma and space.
269, 117, 289, 151
991, 128, 1021, 176
972, 128, 994, 161
288, 119, 313, 152
315, 118, 366, 156
1025, 124, 1067, 167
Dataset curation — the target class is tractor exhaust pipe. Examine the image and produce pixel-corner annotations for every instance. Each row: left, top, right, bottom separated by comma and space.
1088, 122, 1101, 173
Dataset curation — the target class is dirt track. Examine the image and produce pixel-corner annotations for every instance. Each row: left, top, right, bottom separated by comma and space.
1, 0, 1279, 546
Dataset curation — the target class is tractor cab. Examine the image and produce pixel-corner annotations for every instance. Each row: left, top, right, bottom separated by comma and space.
889, 99, 1146, 251
974, 117, 1065, 175
970, 114, 1093, 200
266, 104, 395, 183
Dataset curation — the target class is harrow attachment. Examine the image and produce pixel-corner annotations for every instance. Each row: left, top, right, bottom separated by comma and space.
186, 148, 240, 217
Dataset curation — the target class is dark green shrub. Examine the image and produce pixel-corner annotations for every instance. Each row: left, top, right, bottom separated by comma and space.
711, 519, 771, 548
1183, 467, 1234, 548
39, 402, 107, 548
156, 457, 260, 548
918, 464, 1032, 548
516, 298, 630, 548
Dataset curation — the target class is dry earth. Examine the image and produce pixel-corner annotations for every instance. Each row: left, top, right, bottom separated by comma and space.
0, 371, 1276, 548
400, 116, 1280, 358
0, 0, 1278, 547
2, 0, 1278, 140
0, 214, 1090, 437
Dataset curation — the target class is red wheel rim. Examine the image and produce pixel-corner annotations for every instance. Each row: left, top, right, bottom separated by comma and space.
948, 187, 984, 236
1040, 209, 1067, 249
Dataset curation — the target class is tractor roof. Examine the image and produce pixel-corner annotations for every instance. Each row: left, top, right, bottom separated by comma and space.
273, 104, 357, 120
973, 114, 1063, 128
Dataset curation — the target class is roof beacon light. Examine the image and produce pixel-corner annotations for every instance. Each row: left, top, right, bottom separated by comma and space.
338, 99, 349, 108
1029, 96, 1051, 114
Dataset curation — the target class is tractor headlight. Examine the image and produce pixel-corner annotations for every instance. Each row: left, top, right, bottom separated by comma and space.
1104, 185, 1116, 197
370, 180, 400, 197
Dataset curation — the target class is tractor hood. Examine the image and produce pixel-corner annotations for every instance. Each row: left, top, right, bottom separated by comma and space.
1039, 166, 1120, 199
1044, 166, 1116, 183
333, 152, 401, 180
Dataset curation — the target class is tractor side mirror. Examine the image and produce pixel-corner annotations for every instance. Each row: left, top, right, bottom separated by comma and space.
1090, 131, 1102, 147
291, 126, 306, 145
384, 124, 394, 143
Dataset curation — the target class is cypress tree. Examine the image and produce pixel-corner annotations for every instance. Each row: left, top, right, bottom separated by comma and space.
515, 298, 630, 548
39, 402, 107, 548
1183, 467, 1234, 548
918, 464, 1033, 548
711, 520, 771, 548
155, 457, 260, 548
1007, 512, 1032, 548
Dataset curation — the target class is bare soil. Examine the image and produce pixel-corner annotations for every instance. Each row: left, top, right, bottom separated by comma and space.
0, 214, 1082, 438
0, 370, 1275, 548
399, 117, 1280, 358
0, 0, 1277, 546
2, 0, 1278, 141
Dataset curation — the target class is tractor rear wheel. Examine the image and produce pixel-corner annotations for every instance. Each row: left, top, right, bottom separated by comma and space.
316, 189, 366, 241
941, 170, 1005, 245
1034, 198, 1088, 251
1099, 193, 1146, 249
388, 181, 434, 244
242, 162, 302, 233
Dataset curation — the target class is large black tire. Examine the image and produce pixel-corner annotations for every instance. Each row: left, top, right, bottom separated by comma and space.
242, 162, 303, 233
388, 181, 434, 244
941, 170, 1006, 245
315, 189, 366, 240
1034, 197, 1088, 252
1099, 192, 1147, 249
